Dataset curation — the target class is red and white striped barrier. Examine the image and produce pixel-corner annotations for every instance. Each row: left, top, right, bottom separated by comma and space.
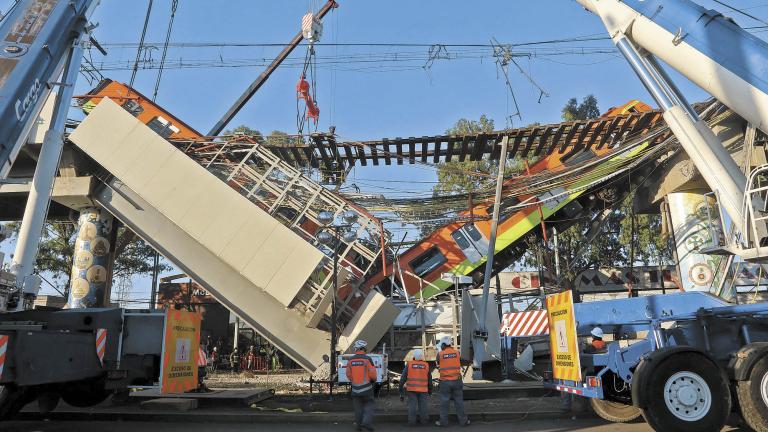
0, 335, 8, 380
95, 329, 107, 367
555, 385, 583, 395
500, 310, 549, 337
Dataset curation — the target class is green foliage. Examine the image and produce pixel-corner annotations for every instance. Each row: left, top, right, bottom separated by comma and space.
6, 222, 171, 295
561, 95, 600, 122
433, 115, 497, 197
526, 197, 672, 288
224, 124, 262, 138
112, 226, 172, 279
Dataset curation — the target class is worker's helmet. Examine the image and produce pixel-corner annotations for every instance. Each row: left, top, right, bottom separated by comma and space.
353, 340, 368, 350
213, 347, 218, 352
412, 349, 424, 361
439, 336, 453, 347
591, 327, 604, 339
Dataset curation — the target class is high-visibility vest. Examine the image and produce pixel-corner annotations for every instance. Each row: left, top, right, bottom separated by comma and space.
438, 347, 461, 381
349, 350, 377, 397
405, 360, 429, 393
592, 339, 606, 351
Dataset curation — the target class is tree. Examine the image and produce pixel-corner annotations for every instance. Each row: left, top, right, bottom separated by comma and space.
223, 124, 262, 138
561, 95, 600, 122
433, 115, 497, 197
6, 221, 171, 297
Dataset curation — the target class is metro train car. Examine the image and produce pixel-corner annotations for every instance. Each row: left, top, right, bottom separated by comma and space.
365, 101, 656, 299
78, 79, 202, 140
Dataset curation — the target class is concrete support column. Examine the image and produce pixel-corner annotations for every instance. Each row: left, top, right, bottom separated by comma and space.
667, 192, 725, 292
68, 207, 114, 308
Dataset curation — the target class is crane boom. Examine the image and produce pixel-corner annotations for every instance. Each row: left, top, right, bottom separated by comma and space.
0, 0, 99, 178
207, 0, 338, 137
578, 0, 768, 257
578, 0, 768, 131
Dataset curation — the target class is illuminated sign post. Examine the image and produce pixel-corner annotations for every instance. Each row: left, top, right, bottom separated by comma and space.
545, 290, 581, 382
160, 309, 202, 393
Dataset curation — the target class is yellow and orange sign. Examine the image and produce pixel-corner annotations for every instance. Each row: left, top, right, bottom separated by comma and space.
160, 309, 202, 393
545, 290, 581, 382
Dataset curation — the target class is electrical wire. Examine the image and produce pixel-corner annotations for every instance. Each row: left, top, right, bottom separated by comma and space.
152, 0, 179, 101
129, 0, 153, 87
713, 0, 768, 27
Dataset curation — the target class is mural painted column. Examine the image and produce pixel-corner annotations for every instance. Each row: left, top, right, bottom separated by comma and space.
666, 192, 725, 292
68, 207, 114, 308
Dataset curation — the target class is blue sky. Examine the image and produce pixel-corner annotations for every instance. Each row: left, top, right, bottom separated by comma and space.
3, 0, 768, 303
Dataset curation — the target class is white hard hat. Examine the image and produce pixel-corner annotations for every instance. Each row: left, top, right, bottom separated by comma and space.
353, 340, 368, 350
412, 349, 424, 361
590, 327, 604, 339
439, 336, 453, 347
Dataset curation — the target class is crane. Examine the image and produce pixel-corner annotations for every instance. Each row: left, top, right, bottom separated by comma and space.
542, 2, 768, 431
576, 0, 768, 261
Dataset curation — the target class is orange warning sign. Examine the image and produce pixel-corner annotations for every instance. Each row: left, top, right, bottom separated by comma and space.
160, 309, 202, 393
545, 290, 581, 382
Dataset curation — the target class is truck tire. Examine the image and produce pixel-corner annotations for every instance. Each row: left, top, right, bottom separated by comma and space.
736, 354, 768, 431
61, 389, 109, 408
0, 385, 29, 420
590, 398, 642, 423
37, 391, 60, 414
640, 352, 730, 432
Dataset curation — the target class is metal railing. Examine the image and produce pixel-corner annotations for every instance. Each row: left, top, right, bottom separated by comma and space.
172, 137, 389, 329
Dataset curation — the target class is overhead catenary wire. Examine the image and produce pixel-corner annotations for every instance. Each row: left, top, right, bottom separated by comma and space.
152, 0, 179, 101
712, 0, 768, 27
129, 0, 153, 87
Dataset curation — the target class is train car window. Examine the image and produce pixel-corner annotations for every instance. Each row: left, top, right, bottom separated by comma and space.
147, 116, 181, 138
465, 223, 483, 242
121, 100, 144, 117
411, 246, 447, 278
562, 148, 597, 168
450, 230, 472, 250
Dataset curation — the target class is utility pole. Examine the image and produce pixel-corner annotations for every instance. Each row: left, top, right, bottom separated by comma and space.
479, 136, 509, 333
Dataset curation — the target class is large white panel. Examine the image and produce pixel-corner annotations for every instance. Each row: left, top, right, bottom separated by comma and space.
138, 156, 188, 213
268, 245, 326, 307
218, 217, 279, 272
197, 193, 255, 256
338, 291, 401, 353
123, 141, 176, 193
241, 229, 300, 289
93, 182, 329, 371
159, 168, 209, 223
69, 98, 137, 164
98, 121, 159, 180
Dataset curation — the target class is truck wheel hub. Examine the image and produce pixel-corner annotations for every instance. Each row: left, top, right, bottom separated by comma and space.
760, 370, 768, 407
663, 371, 711, 422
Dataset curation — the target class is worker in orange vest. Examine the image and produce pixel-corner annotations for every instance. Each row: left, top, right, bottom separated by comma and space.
398, 348, 432, 426
348, 339, 377, 431
586, 327, 607, 353
435, 336, 469, 427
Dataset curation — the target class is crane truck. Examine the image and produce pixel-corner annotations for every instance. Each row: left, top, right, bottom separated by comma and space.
0, 0, 170, 420
544, 1, 768, 431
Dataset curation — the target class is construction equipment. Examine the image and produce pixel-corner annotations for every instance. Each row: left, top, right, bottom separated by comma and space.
546, 1, 768, 431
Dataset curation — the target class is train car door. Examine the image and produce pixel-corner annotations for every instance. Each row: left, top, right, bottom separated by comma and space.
450, 222, 489, 263
463, 223, 489, 257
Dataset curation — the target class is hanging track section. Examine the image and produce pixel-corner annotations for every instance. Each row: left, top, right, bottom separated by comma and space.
250, 108, 664, 172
